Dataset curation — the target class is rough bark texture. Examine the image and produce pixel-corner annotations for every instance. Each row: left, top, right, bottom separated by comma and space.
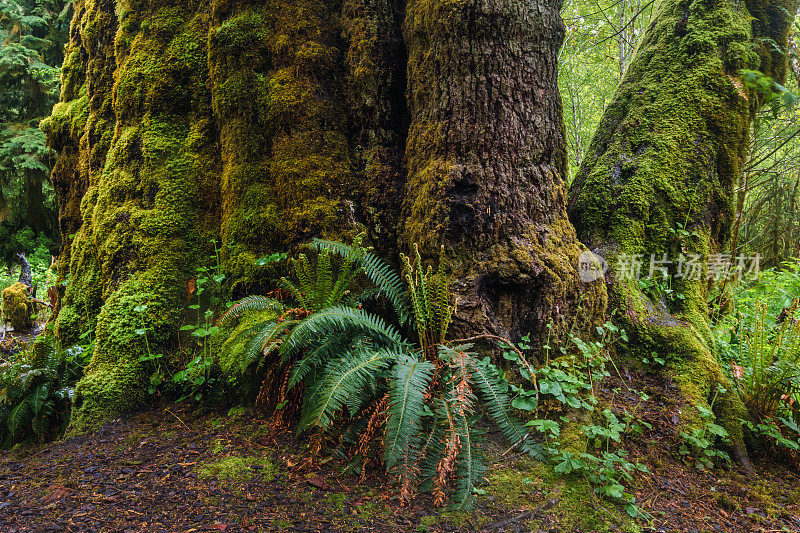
44, 0, 604, 428
402, 0, 606, 341
568, 0, 797, 463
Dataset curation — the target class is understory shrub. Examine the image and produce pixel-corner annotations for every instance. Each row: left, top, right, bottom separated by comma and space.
0, 335, 87, 448
220, 237, 536, 509
715, 262, 800, 456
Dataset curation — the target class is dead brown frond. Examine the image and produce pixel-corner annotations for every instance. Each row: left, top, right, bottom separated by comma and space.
357, 393, 388, 458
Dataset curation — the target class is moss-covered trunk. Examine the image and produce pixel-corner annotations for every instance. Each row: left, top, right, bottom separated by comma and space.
44, 0, 603, 427
402, 0, 606, 341
568, 0, 797, 464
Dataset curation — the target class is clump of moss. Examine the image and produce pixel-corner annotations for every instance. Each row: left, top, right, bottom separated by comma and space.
486, 458, 637, 532
198, 455, 276, 484
2, 282, 35, 332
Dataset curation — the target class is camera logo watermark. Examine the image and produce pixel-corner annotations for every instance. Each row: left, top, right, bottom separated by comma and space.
578, 250, 609, 282
578, 251, 760, 282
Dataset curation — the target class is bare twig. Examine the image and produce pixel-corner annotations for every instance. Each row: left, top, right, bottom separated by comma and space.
165, 408, 191, 432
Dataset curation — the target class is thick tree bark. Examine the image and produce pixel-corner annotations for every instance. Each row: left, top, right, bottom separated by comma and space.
44, 0, 603, 427
568, 0, 797, 464
402, 0, 606, 341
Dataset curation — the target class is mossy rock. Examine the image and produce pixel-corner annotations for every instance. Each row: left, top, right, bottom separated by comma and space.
1, 282, 35, 332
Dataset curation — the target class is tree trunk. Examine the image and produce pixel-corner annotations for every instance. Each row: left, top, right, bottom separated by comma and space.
44, 0, 603, 428
402, 0, 606, 342
568, 0, 797, 464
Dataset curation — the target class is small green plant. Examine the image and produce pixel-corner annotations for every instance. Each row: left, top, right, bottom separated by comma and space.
133, 303, 168, 395
739, 68, 798, 120
500, 322, 649, 517
678, 401, 732, 471
742, 417, 800, 452
732, 300, 799, 428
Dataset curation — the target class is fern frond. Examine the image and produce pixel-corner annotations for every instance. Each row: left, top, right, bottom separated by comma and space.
469, 355, 527, 446
218, 295, 284, 326
281, 276, 309, 310
327, 255, 355, 307
31, 391, 54, 438
286, 334, 360, 389
7, 398, 31, 439
451, 413, 487, 510
29, 383, 49, 417
240, 320, 296, 374
385, 355, 435, 474
417, 414, 445, 486
282, 305, 407, 355
298, 348, 399, 432
296, 255, 316, 304
311, 238, 410, 323
315, 252, 332, 309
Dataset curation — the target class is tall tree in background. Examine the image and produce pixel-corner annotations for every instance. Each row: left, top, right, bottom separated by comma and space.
44, 0, 605, 428
568, 0, 798, 464
0, 0, 71, 261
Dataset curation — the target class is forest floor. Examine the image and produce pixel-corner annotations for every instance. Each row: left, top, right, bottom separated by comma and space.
1, 369, 799, 532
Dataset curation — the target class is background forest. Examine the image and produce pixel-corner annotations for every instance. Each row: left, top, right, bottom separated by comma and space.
0, 0, 799, 530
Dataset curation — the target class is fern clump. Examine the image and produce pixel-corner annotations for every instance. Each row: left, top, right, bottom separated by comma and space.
0, 336, 82, 448
222, 237, 535, 509
217, 234, 409, 413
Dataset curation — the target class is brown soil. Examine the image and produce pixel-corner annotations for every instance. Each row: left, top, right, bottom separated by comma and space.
0, 370, 798, 532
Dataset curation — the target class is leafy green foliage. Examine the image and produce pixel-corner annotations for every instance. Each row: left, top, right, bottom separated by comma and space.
721, 299, 800, 436
711, 263, 800, 459
500, 323, 649, 517
739, 69, 798, 120
401, 244, 453, 357
0, 335, 85, 448
678, 403, 732, 471
310, 238, 409, 324
223, 239, 524, 509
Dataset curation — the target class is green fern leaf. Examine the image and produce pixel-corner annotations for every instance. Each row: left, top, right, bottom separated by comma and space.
298, 348, 399, 432
451, 413, 487, 510
218, 295, 284, 326
282, 306, 407, 355
315, 252, 332, 309
279, 277, 308, 309
469, 356, 526, 446
311, 238, 410, 323
296, 255, 316, 306
287, 334, 360, 389
29, 383, 49, 417
240, 320, 296, 374
7, 398, 32, 439
385, 354, 435, 492
417, 415, 445, 485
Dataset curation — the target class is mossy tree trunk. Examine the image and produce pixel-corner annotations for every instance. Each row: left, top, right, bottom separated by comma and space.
568, 0, 797, 464
402, 0, 606, 341
44, 0, 604, 428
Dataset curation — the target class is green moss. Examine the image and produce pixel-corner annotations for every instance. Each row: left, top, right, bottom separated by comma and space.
72, 357, 145, 431
568, 0, 797, 458
486, 458, 638, 532
208, 0, 358, 298
197, 455, 276, 484
60, 1, 220, 432
1, 282, 35, 332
